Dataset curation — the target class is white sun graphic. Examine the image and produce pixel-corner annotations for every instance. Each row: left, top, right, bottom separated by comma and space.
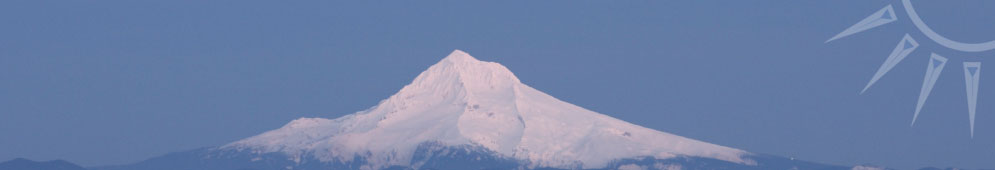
827, 0, 993, 137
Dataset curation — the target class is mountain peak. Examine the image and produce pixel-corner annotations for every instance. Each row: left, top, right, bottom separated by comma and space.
403, 50, 520, 97
442, 49, 478, 63
435, 49, 515, 80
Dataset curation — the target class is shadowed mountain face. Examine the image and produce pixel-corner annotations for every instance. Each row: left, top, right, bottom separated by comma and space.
0, 158, 88, 170
93, 143, 853, 170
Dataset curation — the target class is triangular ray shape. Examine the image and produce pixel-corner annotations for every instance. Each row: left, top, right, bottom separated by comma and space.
913, 54, 948, 126
861, 35, 919, 94
964, 62, 981, 138
880, 10, 892, 20
826, 5, 897, 43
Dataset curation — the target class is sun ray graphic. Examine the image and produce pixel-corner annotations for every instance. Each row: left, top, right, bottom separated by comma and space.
826, 0, 991, 137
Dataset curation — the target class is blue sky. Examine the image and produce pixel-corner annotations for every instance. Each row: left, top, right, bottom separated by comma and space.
1, 1, 994, 169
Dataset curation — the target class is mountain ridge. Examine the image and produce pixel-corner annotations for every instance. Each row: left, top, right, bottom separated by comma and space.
0, 158, 88, 170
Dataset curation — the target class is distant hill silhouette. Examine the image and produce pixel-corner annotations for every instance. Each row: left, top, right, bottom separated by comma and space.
0, 158, 88, 170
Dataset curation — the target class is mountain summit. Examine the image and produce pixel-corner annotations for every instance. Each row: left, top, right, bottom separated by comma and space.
223, 50, 750, 169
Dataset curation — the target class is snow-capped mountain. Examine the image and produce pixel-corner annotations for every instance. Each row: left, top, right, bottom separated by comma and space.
224, 50, 749, 169
97, 50, 852, 170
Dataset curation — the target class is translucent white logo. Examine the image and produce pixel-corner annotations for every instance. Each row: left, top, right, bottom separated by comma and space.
826, 0, 989, 137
